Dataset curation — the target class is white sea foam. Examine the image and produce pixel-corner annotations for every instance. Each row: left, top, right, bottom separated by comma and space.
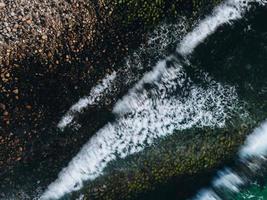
213, 169, 244, 192
240, 121, 267, 158
57, 17, 189, 131
40, 0, 255, 198
57, 72, 116, 130
147, 19, 189, 53
194, 190, 221, 200
177, 0, 248, 56
112, 59, 168, 115
194, 169, 245, 200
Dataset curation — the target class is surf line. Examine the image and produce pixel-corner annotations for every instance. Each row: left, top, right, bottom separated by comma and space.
40, 0, 250, 199
177, 0, 267, 56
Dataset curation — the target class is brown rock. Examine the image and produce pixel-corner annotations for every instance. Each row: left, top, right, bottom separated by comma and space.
41, 34, 48, 40
13, 89, 19, 94
0, 2, 5, 9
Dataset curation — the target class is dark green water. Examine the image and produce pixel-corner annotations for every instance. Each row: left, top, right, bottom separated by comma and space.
188, 4, 267, 200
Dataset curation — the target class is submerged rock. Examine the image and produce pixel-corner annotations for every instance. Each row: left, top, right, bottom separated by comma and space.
73, 122, 254, 200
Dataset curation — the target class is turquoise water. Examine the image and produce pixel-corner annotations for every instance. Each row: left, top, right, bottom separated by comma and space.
235, 184, 267, 200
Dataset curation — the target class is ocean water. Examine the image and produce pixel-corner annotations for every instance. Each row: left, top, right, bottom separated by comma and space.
2, 0, 267, 200
189, 3, 267, 200
41, 1, 266, 199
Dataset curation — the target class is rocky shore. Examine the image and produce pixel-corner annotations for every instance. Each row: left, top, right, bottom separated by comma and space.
0, 0, 222, 179
7, 1, 265, 200
0, 0, 266, 198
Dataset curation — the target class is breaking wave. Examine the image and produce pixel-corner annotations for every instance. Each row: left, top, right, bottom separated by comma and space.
40, 0, 262, 199
193, 120, 267, 200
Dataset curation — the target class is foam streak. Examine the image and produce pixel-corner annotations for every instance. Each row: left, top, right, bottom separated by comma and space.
177, 0, 244, 56
57, 72, 116, 130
